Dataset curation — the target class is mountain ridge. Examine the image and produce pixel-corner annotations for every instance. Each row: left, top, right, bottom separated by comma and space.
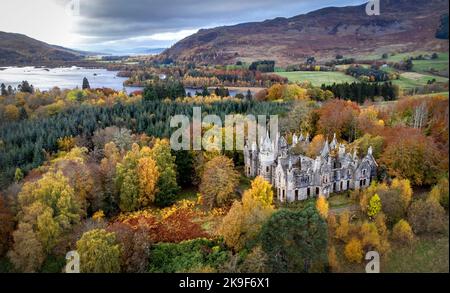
160, 0, 449, 66
0, 31, 94, 66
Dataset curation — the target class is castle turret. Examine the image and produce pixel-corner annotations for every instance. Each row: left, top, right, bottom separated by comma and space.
321, 139, 330, 157
259, 131, 276, 182
339, 144, 346, 157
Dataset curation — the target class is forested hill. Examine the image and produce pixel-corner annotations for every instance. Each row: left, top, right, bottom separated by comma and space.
0, 31, 89, 66
160, 0, 449, 66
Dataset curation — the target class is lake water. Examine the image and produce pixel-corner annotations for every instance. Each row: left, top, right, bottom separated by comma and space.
0, 66, 248, 96
0, 66, 141, 93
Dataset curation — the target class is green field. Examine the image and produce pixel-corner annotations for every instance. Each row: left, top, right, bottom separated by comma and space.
380, 52, 448, 75
276, 71, 358, 86
413, 54, 449, 75
392, 72, 449, 90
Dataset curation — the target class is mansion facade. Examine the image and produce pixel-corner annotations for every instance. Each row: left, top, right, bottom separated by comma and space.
244, 132, 378, 202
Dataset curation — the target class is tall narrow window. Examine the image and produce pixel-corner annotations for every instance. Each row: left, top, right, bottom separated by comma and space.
295, 190, 299, 200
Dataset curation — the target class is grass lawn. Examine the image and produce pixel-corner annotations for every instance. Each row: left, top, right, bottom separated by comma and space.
383, 233, 449, 273
336, 214, 449, 273
336, 230, 449, 273
175, 187, 198, 201
276, 71, 357, 86
328, 193, 354, 209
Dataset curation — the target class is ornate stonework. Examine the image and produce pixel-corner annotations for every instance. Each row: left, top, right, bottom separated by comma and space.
244, 132, 378, 202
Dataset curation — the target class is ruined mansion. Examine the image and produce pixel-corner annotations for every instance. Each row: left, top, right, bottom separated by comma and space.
244, 132, 378, 202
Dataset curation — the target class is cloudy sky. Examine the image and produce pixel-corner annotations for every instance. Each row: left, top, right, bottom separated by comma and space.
0, 0, 366, 54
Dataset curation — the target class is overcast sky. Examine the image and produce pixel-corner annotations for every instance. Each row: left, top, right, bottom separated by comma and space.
0, 0, 366, 53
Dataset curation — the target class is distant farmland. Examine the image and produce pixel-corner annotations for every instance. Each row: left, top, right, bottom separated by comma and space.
275, 71, 358, 86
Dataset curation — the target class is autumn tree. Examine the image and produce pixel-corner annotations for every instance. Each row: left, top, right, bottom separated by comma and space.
367, 194, 382, 219
328, 245, 340, 273
76, 229, 121, 273
379, 189, 407, 225
116, 143, 162, 211
380, 128, 445, 186
240, 246, 269, 273
359, 222, 384, 253
8, 222, 45, 273
57, 136, 76, 152
350, 134, 384, 159
14, 168, 24, 183
244, 176, 273, 207
200, 156, 239, 209
307, 134, 326, 157
317, 99, 360, 142
260, 203, 328, 273
408, 199, 446, 234
107, 221, 152, 273
14, 171, 83, 260
374, 213, 390, 253
335, 211, 350, 242
344, 238, 363, 263
391, 178, 413, 211
316, 195, 329, 219
392, 219, 414, 244
0, 196, 14, 257
150, 139, 179, 207
219, 178, 274, 251
100, 142, 121, 214
429, 177, 449, 210
137, 157, 160, 207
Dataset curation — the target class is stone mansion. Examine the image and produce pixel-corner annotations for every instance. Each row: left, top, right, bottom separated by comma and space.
244, 132, 378, 202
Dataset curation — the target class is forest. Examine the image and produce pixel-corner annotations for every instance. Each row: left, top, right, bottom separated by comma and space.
0, 73, 448, 273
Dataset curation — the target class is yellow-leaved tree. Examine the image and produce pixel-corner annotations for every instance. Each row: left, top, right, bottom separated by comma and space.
218, 176, 274, 251
344, 238, 363, 263
137, 156, 160, 207
316, 195, 329, 219
200, 156, 239, 209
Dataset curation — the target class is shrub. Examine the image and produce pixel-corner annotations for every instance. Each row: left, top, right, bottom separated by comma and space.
392, 219, 414, 244
408, 199, 446, 234
148, 239, 229, 273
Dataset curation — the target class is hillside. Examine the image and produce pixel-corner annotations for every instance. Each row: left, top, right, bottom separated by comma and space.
0, 31, 88, 66
161, 0, 449, 66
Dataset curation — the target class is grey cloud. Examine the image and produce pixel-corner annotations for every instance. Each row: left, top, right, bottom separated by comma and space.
67, 0, 365, 50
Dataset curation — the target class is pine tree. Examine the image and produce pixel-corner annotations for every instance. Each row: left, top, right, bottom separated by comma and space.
82, 77, 90, 90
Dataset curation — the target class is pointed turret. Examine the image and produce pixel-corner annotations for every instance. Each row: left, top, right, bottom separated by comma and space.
339, 143, 346, 157
321, 139, 330, 157
353, 148, 358, 160
292, 134, 298, 146
330, 133, 338, 149
368, 146, 373, 156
